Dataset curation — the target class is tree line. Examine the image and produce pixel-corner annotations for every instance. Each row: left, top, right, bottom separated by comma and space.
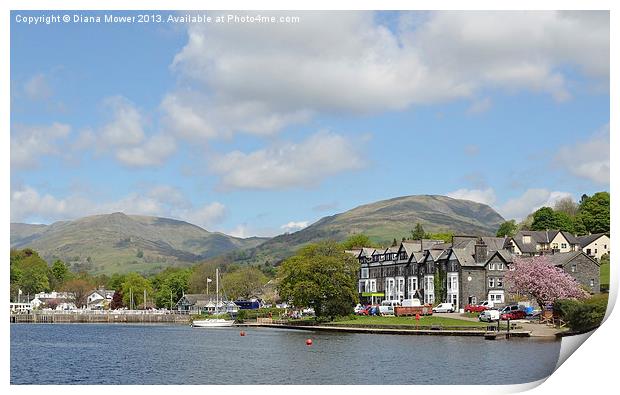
496, 191, 609, 237
10, 248, 274, 309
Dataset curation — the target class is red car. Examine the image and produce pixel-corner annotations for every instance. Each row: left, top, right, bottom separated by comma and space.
464, 304, 487, 313
500, 310, 526, 320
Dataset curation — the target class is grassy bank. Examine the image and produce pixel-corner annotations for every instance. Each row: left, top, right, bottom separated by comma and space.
329, 315, 489, 328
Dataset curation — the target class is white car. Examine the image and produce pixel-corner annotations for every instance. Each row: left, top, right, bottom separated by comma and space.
354, 304, 364, 313
432, 303, 455, 313
379, 300, 401, 315
479, 309, 500, 322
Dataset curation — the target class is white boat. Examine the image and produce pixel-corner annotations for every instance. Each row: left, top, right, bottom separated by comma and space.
192, 268, 235, 328
192, 318, 234, 327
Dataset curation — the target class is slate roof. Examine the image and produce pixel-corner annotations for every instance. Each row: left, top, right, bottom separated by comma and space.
576, 233, 608, 247
512, 230, 580, 253
518, 251, 600, 267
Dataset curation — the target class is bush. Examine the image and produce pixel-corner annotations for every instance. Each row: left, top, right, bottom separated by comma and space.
555, 294, 608, 332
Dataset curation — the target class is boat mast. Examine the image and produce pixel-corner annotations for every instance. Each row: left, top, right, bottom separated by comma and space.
216, 267, 219, 314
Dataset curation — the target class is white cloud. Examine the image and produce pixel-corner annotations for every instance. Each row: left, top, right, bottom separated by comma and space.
100, 96, 146, 147
555, 125, 610, 185
24, 73, 52, 101
11, 185, 227, 230
211, 131, 365, 190
498, 189, 573, 220
447, 187, 497, 206
115, 134, 176, 167
11, 123, 71, 169
71, 96, 176, 167
164, 11, 608, 140
281, 221, 310, 233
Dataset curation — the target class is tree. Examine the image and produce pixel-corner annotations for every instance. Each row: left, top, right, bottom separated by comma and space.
221, 266, 268, 300
553, 211, 575, 234
151, 268, 190, 309
579, 192, 610, 234
277, 241, 359, 320
62, 278, 94, 309
530, 207, 557, 231
121, 272, 153, 309
504, 255, 588, 309
10, 249, 50, 296
496, 220, 518, 237
410, 223, 426, 240
50, 259, 71, 288
110, 290, 124, 310
341, 234, 372, 250
554, 197, 579, 217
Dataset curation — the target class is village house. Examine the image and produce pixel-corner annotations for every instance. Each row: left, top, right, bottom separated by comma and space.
30, 291, 76, 310
354, 233, 601, 311
576, 233, 610, 261
506, 230, 580, 256
86, 288, 116, 310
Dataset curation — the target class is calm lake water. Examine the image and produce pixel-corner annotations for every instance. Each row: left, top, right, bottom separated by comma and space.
11, 324, 560, 385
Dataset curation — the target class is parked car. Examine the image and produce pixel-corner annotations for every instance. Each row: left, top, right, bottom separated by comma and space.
354, 304, 364, 314
432, 303, 455, 313
401, 298, 422, 307
499, 304, 527, 320
479, 309, 500, 322
379, 300, 401, 315
464, 300, 494, 313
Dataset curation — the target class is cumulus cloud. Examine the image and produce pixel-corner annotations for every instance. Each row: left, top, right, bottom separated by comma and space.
24, 73, 52, 101
498, 189, 573, 220
555, 125, 610, 185
163, 11, 608, 140
281, 221, 310, 233
74, 96, 176, 167
447, 187, 497, 206
11, 185, 227, 230
11, 123, 71, 169
211, 131, 365, 190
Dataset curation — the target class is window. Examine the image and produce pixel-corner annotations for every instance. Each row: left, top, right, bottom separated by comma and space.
571, 264, 576, 273
358, 281, 366, 293
488, 278, 495, 288
488, 263, 495, 270
561, 243, 567, 249
552, 243, 558, 249
590, 279, 595, 288
488, 291, 504, 303
604, 245, 607, 249
361, 268, 369, 278
497, 278, 503, 288
448, 274, 458, 291
497, 263, 504, 271
408, 277, 418, 294
595, 249, 598, 254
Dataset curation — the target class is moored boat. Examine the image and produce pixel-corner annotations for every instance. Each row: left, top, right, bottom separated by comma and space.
192, 268, 235, 328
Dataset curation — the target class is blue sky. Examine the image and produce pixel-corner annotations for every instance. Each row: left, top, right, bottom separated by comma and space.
10, 10, 610, 237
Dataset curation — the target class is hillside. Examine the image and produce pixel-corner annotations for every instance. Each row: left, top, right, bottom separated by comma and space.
10, 212, 268, 275
230, 195, 505, 265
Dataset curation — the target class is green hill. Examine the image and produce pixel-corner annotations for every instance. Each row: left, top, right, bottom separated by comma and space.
10, 212, 268, 275
229, 195, 505, 265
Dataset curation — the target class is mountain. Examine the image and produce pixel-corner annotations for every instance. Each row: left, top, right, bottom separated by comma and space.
10, 212, 268, 275
229, 195, 505, 265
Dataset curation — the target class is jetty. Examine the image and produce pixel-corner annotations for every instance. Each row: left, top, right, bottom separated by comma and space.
10, 310, 191, 324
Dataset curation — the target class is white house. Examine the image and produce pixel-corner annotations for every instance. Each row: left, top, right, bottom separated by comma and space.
577, 233, 610, 261
87, 289, 116, 310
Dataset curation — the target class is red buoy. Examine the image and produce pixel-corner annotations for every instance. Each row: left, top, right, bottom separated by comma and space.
415, 313, 420, 321
240, 331, 246, 336
306, 338, 313, 346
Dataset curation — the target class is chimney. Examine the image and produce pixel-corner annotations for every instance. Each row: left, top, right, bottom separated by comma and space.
474, 238, 488, 263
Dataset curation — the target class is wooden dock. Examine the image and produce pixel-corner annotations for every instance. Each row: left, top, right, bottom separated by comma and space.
10, 311, 191, 324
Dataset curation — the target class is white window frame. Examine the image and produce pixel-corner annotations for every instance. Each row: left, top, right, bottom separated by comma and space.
424, 275, 434, 304
496, 277, 503, 288
488, 291, 504, 303
488, 262, 495, 270
360, 268, 369, 279
497, 262, 504, 271
396, 277, 405, 301
369, 279, 376, 292
385, 277, 395, 300
488, 277, 495, 288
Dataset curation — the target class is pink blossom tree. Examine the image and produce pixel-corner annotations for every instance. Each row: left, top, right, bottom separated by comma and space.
504, 255, 589, 309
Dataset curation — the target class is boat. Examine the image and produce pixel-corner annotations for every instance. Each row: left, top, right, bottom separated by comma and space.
192, 268, 235, 328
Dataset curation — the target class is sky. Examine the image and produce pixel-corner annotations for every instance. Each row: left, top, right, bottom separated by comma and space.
10, 10, 610, 237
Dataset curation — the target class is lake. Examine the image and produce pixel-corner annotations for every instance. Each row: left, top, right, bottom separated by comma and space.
10, 324, 560, 385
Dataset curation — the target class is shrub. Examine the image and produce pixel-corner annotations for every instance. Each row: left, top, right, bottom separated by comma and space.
555, 294, 608, 333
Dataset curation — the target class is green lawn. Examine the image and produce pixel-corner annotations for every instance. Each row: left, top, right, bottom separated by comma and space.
600, 261, 610, 288
330, 315, 488, 328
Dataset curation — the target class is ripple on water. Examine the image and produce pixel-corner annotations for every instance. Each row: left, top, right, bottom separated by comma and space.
11, 324, 561, 385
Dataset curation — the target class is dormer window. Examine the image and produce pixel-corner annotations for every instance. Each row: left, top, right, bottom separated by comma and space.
523, 235, 531, 244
